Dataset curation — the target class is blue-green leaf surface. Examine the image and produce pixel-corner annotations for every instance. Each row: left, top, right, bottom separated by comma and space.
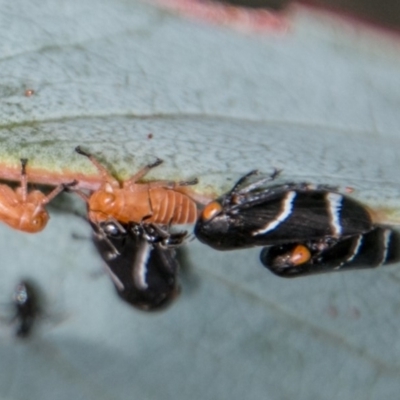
0, 1, 400, 400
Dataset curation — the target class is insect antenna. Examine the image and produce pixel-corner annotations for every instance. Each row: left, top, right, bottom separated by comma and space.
20, 158, 29, 203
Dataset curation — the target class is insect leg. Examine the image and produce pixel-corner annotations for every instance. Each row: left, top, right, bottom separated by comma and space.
141, 222, 188, 248
41, 180, 78, 206
176, 178, 199, 187
92, 220, 125, 258
230, 168, 282, 197
124, 158, 163, 187
20, 158, 28, 203
75, 146, 119, 186
229, 169, 259, 194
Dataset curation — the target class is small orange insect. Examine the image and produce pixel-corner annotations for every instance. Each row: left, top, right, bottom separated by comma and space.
74, 147, 199, 225
0, 159, 69, 233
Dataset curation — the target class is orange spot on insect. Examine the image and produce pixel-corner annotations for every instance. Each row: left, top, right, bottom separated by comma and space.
289, 244, 311, 266
201, 201, 222, 221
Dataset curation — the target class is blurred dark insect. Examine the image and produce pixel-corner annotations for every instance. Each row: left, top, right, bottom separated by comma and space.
12, 280, 41, 338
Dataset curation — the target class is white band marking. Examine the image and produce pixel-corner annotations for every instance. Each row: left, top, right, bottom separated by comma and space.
338, 235, 363, 268
347, 235, 363, 263
134, 241, 151, 290
327, 193, 343, 237
252, 191, 296, 236
379, 229, 391, 266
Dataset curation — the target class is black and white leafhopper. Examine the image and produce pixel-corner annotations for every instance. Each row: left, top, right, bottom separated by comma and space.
92, 221, 184, 311
195, 170, 373, 250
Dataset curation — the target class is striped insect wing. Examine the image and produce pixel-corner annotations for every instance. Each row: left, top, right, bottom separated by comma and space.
331, 227, 400, 268
196, 186, 373, 250
383, 230, 400, 264
261, 227, 400, 278
93, 223, 179, 311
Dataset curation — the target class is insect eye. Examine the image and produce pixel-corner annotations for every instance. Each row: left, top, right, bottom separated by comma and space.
289, 245, 311, 266
201, 202, 223, 221
103, 222, 119, 236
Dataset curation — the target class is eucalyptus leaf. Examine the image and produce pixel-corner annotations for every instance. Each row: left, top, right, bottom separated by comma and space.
0, 1, 399, 400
